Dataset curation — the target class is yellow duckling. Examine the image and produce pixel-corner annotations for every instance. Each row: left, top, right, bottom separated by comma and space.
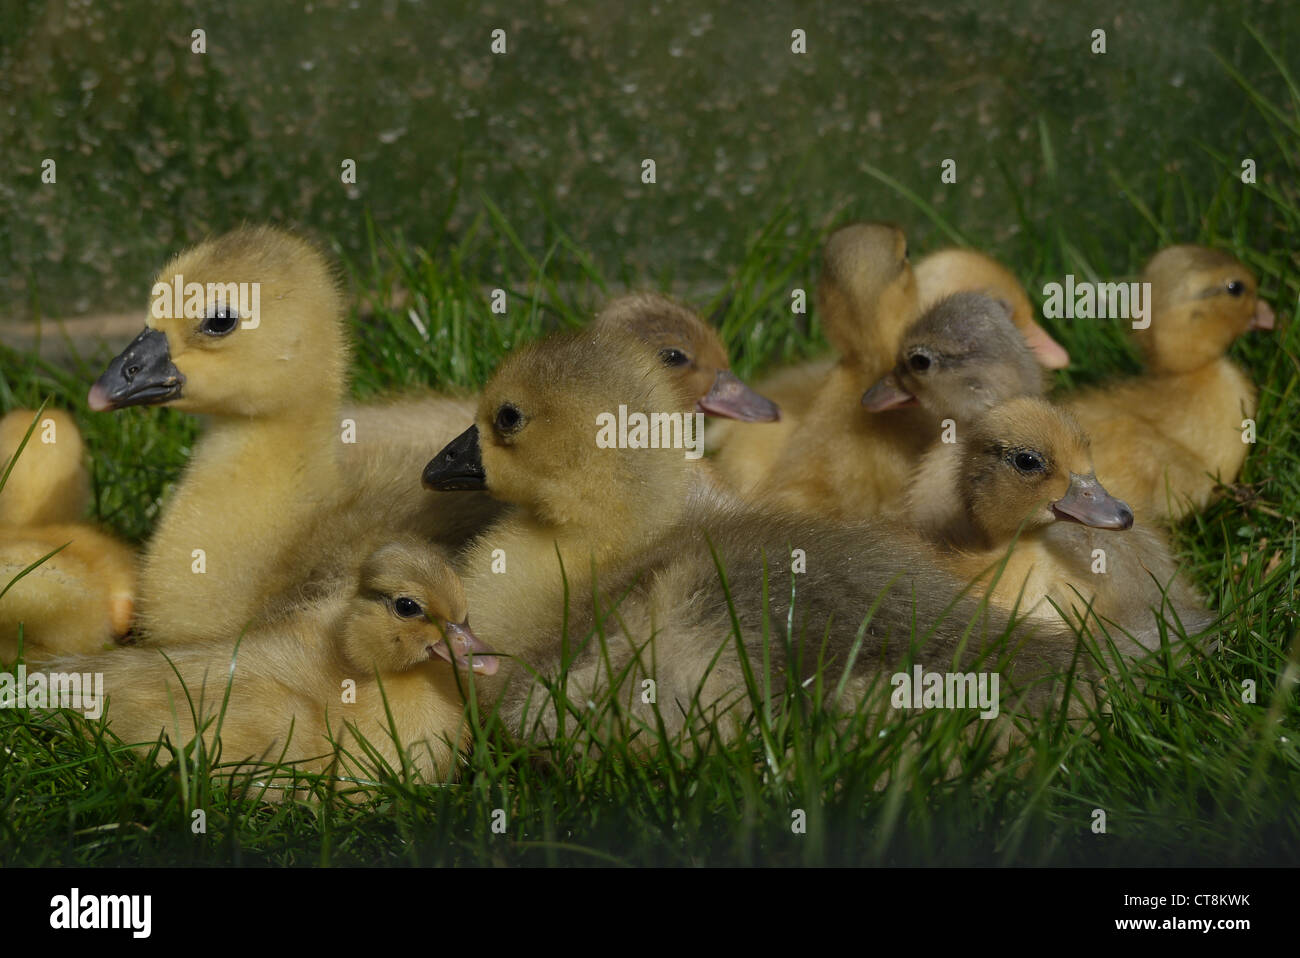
298, 293, 769, 612
1064, 245, 1275, 520
86, 227, 495, 643
1, 409, 136, 659
424, 327, 1099, 743
712, 223, 917, 497
911, 397, 1212, 648
87, 227, 349, 642
914, 248, 1071, 369
0, 525, 136, 661
747, 223, 926, 517
593, 292, 779, 422
0, 408, 90, 526
56, 538, 489, 787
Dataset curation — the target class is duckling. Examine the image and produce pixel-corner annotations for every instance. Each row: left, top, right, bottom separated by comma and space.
861, 291, 1046, 417
0, 408, 137, 658
54, 538, 488, 788
0, 408, 90, 526
864, 292, 1047, 520
711, 223, 917, 497
0, 524, 136, 660
423, 327, 697, 664
86, 227, 350, 643
914, 248, 1071, 369
747, 223, 927, 517
593, 292, 780, 422
86, 227, 496, 643
714, 245, 1068, 493
303, 294, 766, 607
1063, 245, 1275, 519
910, 397, 1212, 647
424, 327, 1114, 744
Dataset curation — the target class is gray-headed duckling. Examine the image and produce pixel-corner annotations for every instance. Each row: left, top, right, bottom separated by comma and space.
914, 247, 1070, 369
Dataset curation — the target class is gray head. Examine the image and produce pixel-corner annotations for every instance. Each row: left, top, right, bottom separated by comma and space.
861, 292, 1045, 420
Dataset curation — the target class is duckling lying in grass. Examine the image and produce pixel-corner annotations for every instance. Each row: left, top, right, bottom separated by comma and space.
86, 226, 497, 643
424, 326, 1112, 746
909, 397, 1212, 648
0, 408, 90, 527
52, 538, 489, 789
914, 247, 1071, 369
1064, 245, 1275, 520
0, 409, 136, 659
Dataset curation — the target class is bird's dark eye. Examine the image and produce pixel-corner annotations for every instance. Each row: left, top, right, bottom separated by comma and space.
1011, 450, 1046, 474
393, 597, 423, 618
908, 351, 932, 372
1226, 280, 1245, 297
903, 244, 910, 261
201, 305, 240, 336
658, 347, 689, 368
494, 403, 524, 435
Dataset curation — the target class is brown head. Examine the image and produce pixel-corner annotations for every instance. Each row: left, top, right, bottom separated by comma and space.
340, 537, 495, 675
959, 397, 1134, 547
816, 222, 919, 372
594, 292, 779, 421
0, 408, 90, 526
1137, 245, 1275, 374
422, 327, 692, 533
862, 292, 1045, 422
87, 226, 349, 418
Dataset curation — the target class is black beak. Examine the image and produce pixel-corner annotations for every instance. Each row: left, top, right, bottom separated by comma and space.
423, 425, 487, 491
1051, 473, 1134, 530
87, 328, 185, 411
695, 369, 781, 422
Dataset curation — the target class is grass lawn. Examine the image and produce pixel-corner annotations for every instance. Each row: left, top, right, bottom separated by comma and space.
1, 33, 1298, 869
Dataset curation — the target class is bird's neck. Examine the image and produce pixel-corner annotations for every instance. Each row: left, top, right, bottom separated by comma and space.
460, 471, 697, 657
139, 402, 344, 641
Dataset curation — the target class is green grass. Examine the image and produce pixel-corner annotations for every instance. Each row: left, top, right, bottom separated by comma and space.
2, 40, 1299, 869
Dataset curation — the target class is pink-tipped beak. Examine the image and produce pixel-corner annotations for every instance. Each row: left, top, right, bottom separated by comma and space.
861, 374, 917, 412
1250, 299, 1276, 331
429, 620, 499, 675
1021, 322, 1071, 369
87, 383, 113, 412
696, 369, 781, 422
